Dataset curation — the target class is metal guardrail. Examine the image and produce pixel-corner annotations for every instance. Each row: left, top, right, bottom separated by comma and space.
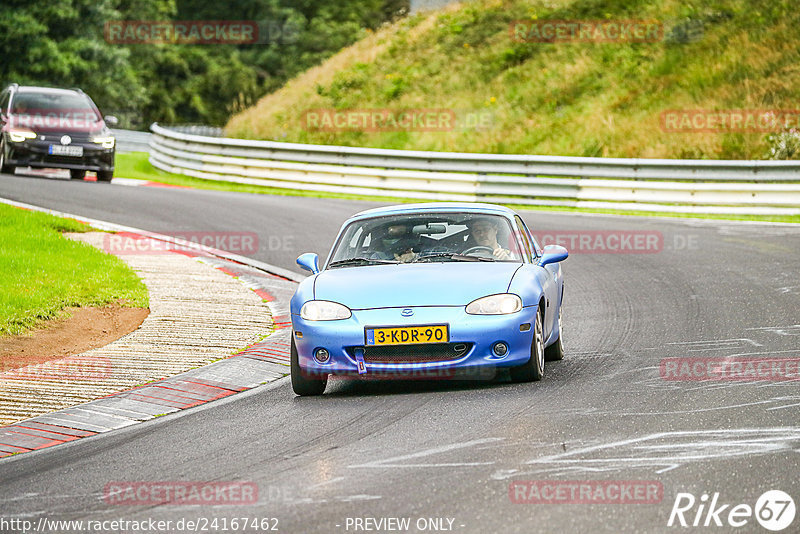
114, 126, 222, 153
112, 128, 151, 153
149, 123, 800, 215
162, 125, 225, 138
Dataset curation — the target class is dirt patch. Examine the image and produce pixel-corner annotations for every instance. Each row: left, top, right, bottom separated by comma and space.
0, 304, 149, 372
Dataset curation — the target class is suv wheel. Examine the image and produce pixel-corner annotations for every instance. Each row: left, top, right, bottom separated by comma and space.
70, 169, 86, 180
0, 140, 15, 174
97, 170, 113, 182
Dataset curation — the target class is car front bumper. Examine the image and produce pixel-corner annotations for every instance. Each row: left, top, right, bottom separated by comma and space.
5, 139, 114, 172
292, 305, 539, 379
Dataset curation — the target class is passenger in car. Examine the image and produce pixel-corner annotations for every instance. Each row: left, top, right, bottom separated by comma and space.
370, 224, 418, 262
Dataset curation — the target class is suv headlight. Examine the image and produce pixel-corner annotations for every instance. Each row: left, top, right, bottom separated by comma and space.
8, 129, 37, 143
300, 300, 352, 321
466, 293, 522, 315
92, 135, 115, 149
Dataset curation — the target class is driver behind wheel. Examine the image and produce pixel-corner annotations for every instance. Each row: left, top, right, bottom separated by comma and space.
466, 218, 511, 260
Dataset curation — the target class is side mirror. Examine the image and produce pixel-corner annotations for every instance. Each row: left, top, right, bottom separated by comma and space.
104, 115, 119, 127
296, 252, 320, 274
538, 245, 568, 267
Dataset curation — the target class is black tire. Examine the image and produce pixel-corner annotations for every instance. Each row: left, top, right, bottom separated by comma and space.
0, 140, 14, 174
510, 307, 545, 382
544, 306, 564, 362
70, 169, 86, 180
97, 170, 113, 182
290, 336, 327, 396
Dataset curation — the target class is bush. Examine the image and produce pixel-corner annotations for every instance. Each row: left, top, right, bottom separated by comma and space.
765, 130, 800, 160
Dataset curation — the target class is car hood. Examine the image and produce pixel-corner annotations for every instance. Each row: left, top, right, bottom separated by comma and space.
314, 262, 521, 309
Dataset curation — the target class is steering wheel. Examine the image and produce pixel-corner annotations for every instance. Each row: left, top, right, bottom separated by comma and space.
462, 245, 495, 256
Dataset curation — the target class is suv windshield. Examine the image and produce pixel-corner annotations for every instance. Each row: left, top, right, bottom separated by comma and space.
11, 92, 95, 114
328, 212, 523, 267
10, 91, 99, 129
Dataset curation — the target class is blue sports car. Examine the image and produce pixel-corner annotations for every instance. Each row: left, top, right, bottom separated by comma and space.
290, 203, 568, 396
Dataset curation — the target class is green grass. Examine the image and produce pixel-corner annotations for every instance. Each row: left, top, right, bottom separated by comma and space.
226, 0, 800, 161
116, 152, 800, 223
0, 204, 149, 337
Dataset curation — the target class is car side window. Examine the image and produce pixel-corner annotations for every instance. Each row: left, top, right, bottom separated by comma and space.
513, 216, 534, 263
516, 217, 540, 258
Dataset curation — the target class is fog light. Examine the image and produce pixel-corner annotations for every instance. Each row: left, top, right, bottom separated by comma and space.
314, 348, 330, 363
492, 342, 508, 357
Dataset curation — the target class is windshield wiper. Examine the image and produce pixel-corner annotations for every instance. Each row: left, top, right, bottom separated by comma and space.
328, 257, 400, 268
413, 252, 495, 262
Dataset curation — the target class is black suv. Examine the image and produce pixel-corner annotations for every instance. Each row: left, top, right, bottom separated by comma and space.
0, 84, 117, 181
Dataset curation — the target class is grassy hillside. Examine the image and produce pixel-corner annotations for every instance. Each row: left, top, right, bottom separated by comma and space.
226, 0, 800, 159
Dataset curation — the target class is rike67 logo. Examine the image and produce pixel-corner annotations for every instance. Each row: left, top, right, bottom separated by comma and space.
668, 490, 795, 531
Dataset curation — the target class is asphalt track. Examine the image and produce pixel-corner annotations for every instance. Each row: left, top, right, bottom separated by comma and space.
1, 170, 799, 533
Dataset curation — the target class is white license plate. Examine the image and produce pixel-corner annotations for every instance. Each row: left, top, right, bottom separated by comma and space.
49, 145, 83, 157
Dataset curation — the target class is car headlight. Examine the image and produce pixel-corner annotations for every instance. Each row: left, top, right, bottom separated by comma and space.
92, 136, 115, 149
300, 300, 352, 321
466, 293, 522, 315
8, 129, 37, 143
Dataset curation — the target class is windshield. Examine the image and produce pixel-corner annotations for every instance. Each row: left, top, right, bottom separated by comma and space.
327, 212, 523, 267
10, 91, 100, 129
11, 92, 96, 114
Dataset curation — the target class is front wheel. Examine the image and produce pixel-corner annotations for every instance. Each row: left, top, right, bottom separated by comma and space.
290, 336, 327, 396
510, 308, 545, 382
97, 170, 113, 182
70, 169, 86, 180
544, 306, 564, 361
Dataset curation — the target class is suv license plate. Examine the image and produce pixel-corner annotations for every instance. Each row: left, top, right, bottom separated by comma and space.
49, 145, 83, 157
